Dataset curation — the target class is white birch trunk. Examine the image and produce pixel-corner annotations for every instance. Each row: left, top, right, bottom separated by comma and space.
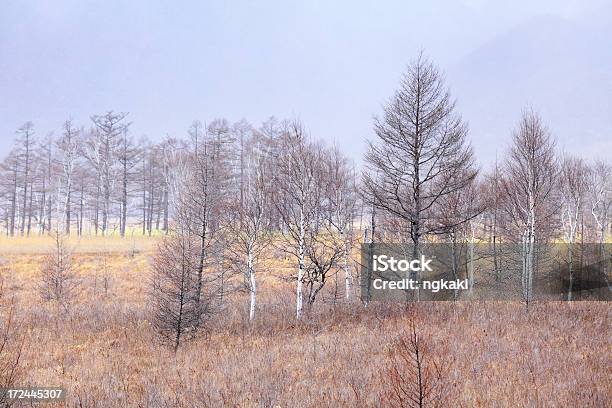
296, 207, 305, 319
468, 222, 475, 295
247, 243, 256, 321
344, 237, 350, 299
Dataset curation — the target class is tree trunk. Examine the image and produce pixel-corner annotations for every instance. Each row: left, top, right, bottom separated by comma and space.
344, 237, 351, 299
195, 219, 207, 317
20, 136, 30, 235
296, 207, 305, 319
121, 160, 127, 237
94, 183, 100, 236
26, 181, 33, 236
65, 184, 71, 235
9, 167, 17, 237
78, 184, 84, 236
163, 185, 169, 234
248, 245, 256, 321
567, 240, 574, 301
468, 226, 475, 295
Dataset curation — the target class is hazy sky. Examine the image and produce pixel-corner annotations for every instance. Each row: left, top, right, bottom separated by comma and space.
1, 0, 610, 167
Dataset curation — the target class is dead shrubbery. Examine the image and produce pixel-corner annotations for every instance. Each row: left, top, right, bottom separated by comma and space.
385, 319, 451, 408
150, 228, 217, 351
39, 231, 79, 310
0, 268, 26, 408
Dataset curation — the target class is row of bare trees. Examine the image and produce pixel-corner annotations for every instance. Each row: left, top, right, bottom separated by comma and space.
364, 55, 611, 305
150, 117, 360, 347
0, 112, 178, 237
2, 54, 610, 346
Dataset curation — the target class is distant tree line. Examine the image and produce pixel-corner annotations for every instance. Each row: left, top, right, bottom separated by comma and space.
0, 114, 289, 238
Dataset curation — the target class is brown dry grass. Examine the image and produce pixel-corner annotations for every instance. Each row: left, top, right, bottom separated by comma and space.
0, 237, 610, 407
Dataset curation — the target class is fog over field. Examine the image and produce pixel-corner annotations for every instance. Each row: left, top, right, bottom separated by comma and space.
1, 0, 611, 166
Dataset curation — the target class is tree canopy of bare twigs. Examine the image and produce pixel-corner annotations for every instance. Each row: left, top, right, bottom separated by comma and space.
363, 54, 478, 261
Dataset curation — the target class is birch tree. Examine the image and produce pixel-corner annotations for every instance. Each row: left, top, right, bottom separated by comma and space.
232, 119, 253, 212
501, 110, 557, 306
560, 155, 589, 300
589, 161, 611, 261
302, 216, 345, 306
41, 136, 55, 234
226, 134, 272, 321
274, 121, 322, 319
483, 159, 504, 281
324, 147, 357, 300
56, 120, 80, 234
437, 175, 484, 298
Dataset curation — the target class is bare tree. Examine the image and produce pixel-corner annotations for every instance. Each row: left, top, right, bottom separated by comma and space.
72, 164, 89, 236
56, 120, 80, 234
226, 133, 272, 321
150, 221, 205, 351
363, 54, 477, 298
159, 141, 171, 235
482, 159, 504, 281
139, 140, 160, 236
589, 160, 611, 261
437, 175, 485, 298
41, 135, 55, 234
180, 120, 234, 319
16, 122, 36, 236
560, 155, 589, 300
89, 111, 129, 235
501, 110, 557, 306
302, 221, 345, 306
273, 121, 323, 319
0, 150, 20, 236
232, 119, 253, 212
39, 230, 78, 309
116, 127, 139, 237
325, 147, 358, 300
386, 320, 448, 408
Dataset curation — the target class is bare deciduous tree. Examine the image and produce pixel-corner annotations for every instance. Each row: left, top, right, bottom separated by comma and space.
226, 133, 272, 321
386, 320, 448, 408
116, 127, 139, 237
183, 120, 234, 318
39, 230, 78, 309
560, 155, 589, 300
273, 121, 323, 319
325, 147, 358, 300
302, 223, 345, 307
16, 122, 36, 236
56, 120, 80, 234
501, 110, 557, 306
150, 221, 204, 351
363, 54, 477, 299
88, 111, 129, 235
0, 150, 20, 237
589, 160, 611, 261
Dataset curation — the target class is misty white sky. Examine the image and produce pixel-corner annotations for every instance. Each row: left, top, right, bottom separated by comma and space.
1, 0, 611, 168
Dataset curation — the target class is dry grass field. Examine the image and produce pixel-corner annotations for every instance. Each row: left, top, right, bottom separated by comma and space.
0, 236, 610, 407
